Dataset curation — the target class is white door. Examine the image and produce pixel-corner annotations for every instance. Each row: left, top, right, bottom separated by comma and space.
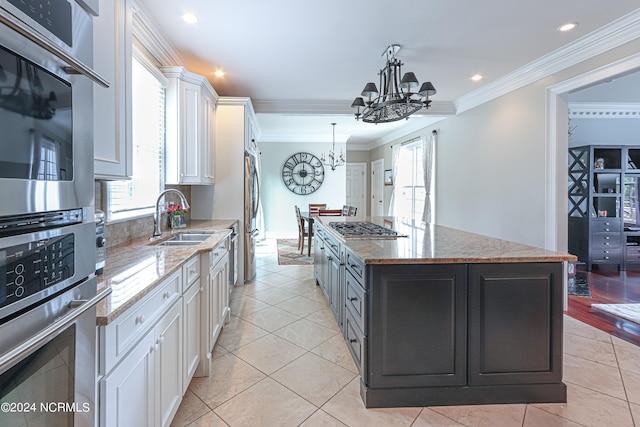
346, 163, 366, 217
371, 159, 384, 216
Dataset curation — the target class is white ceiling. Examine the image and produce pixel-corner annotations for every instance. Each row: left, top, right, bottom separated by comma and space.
137, 0, 639, 146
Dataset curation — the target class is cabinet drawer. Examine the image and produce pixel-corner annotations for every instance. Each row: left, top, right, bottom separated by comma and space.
100, 270, 182, 374
345, 270, 366, 334
592, 233, 621, 248
210, 239, 228, 267
344, 310, 367, 379
345, 251, 365, 283
591, 248, 621, 263
626, 245, 640, 263
591, 219, 621, 233
324, 232, 340, 257
183, 255, 201, 291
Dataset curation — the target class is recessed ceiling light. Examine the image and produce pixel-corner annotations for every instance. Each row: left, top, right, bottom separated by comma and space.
558, 22, 578, 32
182, 13, 199, 24
471, 74, 483, 82
214, 70, 225, 77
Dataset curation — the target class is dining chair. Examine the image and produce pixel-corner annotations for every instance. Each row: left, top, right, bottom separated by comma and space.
308, 203, 327, 215
318, 209, 343, 216
295, 205, 309, 253
348, 206, 358, 216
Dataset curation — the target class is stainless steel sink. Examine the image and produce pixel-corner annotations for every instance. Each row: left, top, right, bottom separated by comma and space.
155, 240, 201, 247
154, 232, 213, 246
170, 233, 213, 241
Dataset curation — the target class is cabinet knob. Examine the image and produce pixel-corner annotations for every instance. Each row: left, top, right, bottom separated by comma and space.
163, 291, 170, 299
136, 315, 145, 324
150, 346, 155, 353
206, 352, 212, 360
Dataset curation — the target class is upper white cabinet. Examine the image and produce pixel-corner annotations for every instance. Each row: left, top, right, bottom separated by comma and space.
93, 0, 133, 180
162, 66, 218, 185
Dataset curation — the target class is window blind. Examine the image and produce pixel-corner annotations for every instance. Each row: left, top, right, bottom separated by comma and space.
107, 57, 165, 220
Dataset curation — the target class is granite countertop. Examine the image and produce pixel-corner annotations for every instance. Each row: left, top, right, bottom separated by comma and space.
316, 216, 576, 265
96, 219, 237, 325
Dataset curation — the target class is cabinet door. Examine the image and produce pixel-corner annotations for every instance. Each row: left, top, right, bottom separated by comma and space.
328, 254, 341, 321
202, 95, 216, 183
101, 330, 155, 427
155, 301, 183, 427
468, 263, 563, 386
183, 279, 201, 393
179, 81, 202, 184
368, 264, 467, 388
219, 257, 230, 323
93, 0, 132, 179
208, 264, 222, 350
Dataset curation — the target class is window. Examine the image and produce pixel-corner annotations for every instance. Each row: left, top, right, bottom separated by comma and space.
393, 141, 425, 223
107, 56, 165, 221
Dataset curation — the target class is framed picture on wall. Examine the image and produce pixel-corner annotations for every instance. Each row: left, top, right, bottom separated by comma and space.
384, 169, 393, 185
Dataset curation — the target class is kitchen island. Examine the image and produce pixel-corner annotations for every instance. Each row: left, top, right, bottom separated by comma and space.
312, 217, 576, 408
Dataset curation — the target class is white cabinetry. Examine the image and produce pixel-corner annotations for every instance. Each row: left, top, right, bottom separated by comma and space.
191, 98, 260, 285
182, 256, 201, 393
196, 238, 230, 377
162, 66, 218, 185
99, 271, 183, 427
93, 0, 133, 179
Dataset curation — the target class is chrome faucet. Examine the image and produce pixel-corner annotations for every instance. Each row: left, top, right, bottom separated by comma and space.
151, 189, 190, 239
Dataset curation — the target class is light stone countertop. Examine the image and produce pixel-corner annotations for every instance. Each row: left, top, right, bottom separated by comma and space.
96, 219, 237, 325
315, 216, 576, 265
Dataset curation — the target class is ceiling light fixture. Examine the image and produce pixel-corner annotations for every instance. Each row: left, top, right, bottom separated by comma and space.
214, 70, 225, 77
471, 74, 483, 82
351, 44, 436, 124
182, 13, 199, 24
558, 22, 578, 32
320, 123, 345, 171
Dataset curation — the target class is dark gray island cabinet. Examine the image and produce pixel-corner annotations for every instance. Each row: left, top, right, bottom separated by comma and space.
313, 218, 575, 408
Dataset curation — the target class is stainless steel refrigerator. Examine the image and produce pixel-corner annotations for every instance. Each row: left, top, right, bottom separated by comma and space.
244, 151, 260, 281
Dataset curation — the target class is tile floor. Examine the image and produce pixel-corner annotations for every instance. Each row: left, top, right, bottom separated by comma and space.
171, 240, 640, 427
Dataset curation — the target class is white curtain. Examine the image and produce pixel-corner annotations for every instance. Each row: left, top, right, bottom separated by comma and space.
421, 130, 436, 223
387, 144, 401, 216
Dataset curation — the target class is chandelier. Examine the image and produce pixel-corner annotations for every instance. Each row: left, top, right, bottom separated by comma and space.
351, 44, 436, 124
320, 123, 345, 171
0, 58, 57, 120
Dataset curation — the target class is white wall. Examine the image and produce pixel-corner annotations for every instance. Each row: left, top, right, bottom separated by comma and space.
260, 141, 346, 237
570, 118, 640, 147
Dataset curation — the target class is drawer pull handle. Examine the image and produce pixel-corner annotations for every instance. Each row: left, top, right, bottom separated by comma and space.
604, 256, 610, 260
136, 315, 145, 324
349, 338, 358, 343
163, 291, 170, 299
150, 345, 155, 353
349, 297, 358, 302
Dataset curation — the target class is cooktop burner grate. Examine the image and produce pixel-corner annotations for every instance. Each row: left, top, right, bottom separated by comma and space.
328, 221, 400, 238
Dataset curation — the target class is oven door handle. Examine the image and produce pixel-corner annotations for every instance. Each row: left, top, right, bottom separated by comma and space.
0, 287, 112, 372
0, 9, 110, 88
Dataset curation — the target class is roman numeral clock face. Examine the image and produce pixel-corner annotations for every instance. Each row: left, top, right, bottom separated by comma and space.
281, 152, 325, 195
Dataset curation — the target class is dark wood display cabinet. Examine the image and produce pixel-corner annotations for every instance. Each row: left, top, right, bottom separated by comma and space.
569, 145, 640, 270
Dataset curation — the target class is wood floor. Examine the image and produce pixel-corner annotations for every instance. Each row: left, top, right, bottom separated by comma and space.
566, 266, 640, 346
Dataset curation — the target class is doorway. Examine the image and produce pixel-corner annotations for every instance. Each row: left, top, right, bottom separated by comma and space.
371, 159, 384, 216
346, 162, 366, 217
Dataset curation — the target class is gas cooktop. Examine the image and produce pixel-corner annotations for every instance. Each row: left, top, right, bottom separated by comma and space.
328, 221, 403, 238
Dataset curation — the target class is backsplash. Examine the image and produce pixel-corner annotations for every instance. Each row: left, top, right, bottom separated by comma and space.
95, 182, 192, 248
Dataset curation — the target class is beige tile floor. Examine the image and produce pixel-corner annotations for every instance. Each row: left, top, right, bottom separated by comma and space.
171, 240, 640, 427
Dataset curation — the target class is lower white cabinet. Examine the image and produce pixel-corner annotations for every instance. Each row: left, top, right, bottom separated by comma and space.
101, 299, 182, 427
101, 330, 155, 427
196, 239, 230, 377
182, 278, 201, 393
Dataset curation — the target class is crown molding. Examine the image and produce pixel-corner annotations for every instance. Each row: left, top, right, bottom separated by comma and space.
569, 102, 640, 118
131, 0, 183, 66
455, 9, 640, 114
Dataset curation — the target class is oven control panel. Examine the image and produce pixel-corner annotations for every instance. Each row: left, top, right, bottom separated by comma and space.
0, 234, 74, 309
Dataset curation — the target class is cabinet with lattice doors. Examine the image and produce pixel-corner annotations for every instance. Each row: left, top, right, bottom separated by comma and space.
568, 145, 640, 271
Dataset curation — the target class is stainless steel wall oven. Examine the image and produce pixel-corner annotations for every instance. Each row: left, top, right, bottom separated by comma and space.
0, 1, 108, 426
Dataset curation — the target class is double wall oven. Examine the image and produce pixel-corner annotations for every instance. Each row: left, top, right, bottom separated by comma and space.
0, 1, 108, 426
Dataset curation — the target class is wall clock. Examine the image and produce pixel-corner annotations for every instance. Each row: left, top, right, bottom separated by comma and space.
281, 152, 325, 195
